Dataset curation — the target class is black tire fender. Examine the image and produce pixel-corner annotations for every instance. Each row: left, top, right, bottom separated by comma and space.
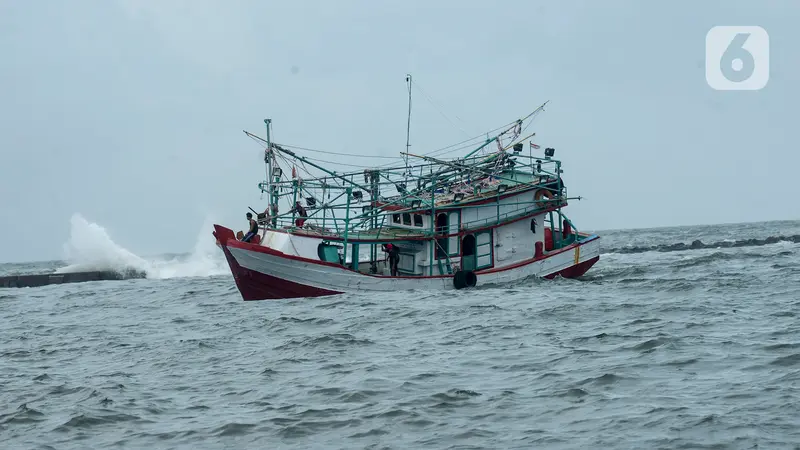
453, 270, 477, 289
464, 270, 477, 287
453, 270, 467, 289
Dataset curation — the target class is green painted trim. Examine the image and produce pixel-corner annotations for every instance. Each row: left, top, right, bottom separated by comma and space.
291, 179, 298, 225
475, 230, 493, 270
343, 187, 352, 265
351, 243, 359, 271
448, 210, 461, 257
429, 176, 436, 276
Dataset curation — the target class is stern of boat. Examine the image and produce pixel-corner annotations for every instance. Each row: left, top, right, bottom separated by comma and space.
546, 233, 600, 279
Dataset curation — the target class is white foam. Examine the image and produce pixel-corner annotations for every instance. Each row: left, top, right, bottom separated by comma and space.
145, 216, 229, 279
54, 213, 228, 279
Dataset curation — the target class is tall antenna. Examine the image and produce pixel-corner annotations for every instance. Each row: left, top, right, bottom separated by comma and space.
404, 74, 412, 170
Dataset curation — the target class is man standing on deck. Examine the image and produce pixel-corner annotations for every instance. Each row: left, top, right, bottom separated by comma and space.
242, 212, 258, 242
384, 243, 400, 276
390, 244, 400, 276
291, 201, 308, 228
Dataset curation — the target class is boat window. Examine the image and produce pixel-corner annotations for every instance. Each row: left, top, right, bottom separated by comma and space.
413, 214, 423, 227
402, 213, 411, 225
392, 214, 401, 224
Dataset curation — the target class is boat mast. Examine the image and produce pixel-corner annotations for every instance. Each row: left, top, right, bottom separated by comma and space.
264, 118, 277, 227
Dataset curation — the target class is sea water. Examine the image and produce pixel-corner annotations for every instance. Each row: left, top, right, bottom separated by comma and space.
1, 215, 799, 449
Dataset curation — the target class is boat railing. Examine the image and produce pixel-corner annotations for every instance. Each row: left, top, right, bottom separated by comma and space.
258, 152, 562, 204
455, 200, 567, 232
262, 195, 571, 241
254, 148, 568, 240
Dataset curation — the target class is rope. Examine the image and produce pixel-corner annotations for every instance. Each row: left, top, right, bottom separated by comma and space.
275, 143, 399, 159
246, 105, 548, 192
411, 79, 473, 139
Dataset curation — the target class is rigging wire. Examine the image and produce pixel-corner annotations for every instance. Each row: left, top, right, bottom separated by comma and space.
298, 155, 383, 169
257, 124, 529, 175
272, 143, 399, 159
411, 79, 473, 139
245, 102, 547, 182
249, 116, 519, 169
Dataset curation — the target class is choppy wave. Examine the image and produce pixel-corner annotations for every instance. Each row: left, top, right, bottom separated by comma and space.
604, 234, 800, 255
1, 220, 800, 449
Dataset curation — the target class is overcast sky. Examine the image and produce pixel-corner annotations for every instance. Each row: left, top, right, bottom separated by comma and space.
1, 0, 797, 263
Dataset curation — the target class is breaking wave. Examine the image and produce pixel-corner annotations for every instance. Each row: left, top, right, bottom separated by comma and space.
604, 234, 800, 255
54, 213, 228, 279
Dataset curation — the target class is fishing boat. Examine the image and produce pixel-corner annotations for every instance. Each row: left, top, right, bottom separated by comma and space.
213, 84, 600, 300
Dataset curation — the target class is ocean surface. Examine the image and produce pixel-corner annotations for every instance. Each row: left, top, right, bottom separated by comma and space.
2, 215, 800, 449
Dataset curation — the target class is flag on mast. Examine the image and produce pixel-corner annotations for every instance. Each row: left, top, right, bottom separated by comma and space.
530, 141, 540, 150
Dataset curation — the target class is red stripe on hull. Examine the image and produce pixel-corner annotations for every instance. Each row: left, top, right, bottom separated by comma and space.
214, 224, 342, 300
222, 244, 342, 301
543, 255, 600, 279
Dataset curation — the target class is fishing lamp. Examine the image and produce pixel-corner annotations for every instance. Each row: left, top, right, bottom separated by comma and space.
352, 190, 363, 201
544, 147, 555, 157
512, 143, 523, 153
410, 199, 422, 209
497, 184, 508, 193
272, 167, 282, 177
453, 193, 465, 202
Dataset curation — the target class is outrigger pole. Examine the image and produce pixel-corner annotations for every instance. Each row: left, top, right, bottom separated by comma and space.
401, 151, 552, 194
245, 130, 371, 193
408, 101, 550, 190
248, 100, 551, 229
462, 101, 549, 159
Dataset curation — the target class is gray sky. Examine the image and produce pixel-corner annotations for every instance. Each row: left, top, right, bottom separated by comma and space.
1, 0, 797, 263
